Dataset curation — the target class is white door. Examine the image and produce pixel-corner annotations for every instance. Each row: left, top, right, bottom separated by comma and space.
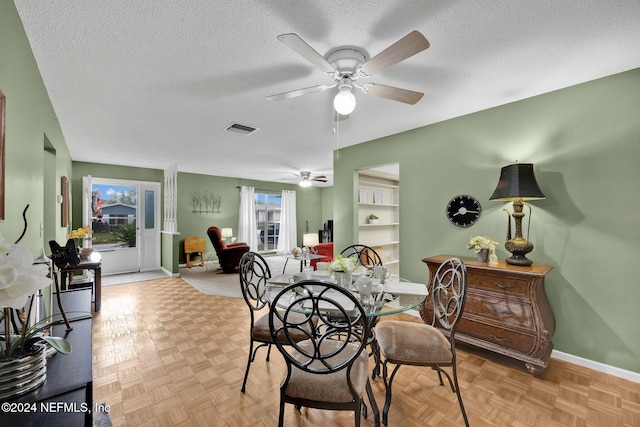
83, 177, 160, 275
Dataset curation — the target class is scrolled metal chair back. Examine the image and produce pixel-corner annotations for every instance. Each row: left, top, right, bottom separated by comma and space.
238, 251, 271, 311
430, 257, 467, 332
339, 244, 383, 275
270, 280, 368, 375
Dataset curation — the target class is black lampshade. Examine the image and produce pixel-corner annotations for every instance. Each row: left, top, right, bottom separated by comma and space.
489, 163, 546, 201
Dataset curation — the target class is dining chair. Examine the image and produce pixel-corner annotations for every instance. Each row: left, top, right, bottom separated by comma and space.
238, 251, 316, 393
340, 244, 383, 276
375, 257, 469, 426
269, 280, 380, 427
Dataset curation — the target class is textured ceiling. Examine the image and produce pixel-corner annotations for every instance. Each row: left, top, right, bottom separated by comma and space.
14, 0, 640, 186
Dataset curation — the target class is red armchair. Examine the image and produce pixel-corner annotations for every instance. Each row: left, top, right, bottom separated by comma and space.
206, 226, 250, 273
310, 242, 334, 270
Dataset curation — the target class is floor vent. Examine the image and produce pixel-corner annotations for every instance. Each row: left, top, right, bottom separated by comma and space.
225, 122, 259, 136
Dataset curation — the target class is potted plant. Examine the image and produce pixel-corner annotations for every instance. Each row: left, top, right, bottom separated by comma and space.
0, 237, 72, 399
67, 225, 93, 257
467, 236, 499, 262
368, 214, 379, 224
328, 255, 359, 288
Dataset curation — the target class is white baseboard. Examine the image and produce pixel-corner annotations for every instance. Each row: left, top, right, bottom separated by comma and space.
161, 266, 179, 277
402, 309, 639, 383
551, 350, 640, 383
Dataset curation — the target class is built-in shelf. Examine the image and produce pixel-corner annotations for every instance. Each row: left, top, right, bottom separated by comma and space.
367, 241, 399, 247
358, 169, 400, 276
359, 180, 399, 190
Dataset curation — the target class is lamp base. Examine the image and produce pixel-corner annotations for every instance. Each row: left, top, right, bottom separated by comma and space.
505, 254, 533, 266
504, 237, 534, 266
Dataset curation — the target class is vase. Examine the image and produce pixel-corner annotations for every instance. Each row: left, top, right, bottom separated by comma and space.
333, 271, 352, 289
476, 249, 489, 263
0, 344, 48, 400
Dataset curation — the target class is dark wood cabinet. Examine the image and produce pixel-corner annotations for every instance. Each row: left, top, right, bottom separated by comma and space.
422, 255, 554, 377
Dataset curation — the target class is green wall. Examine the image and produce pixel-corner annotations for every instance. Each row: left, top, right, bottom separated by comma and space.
70, 164, 332, 272
175, 172, 329, 264
0, 1, 72, 252
333, 68, 640, 374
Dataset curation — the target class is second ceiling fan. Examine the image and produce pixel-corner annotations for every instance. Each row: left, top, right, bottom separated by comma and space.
281, 171, 328, 187
266, 31, 430, 116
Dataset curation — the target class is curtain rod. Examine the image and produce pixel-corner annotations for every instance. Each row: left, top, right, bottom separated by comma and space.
236, 186, 284, 193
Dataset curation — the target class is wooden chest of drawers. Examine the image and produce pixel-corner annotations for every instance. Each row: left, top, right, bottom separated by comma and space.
421, 255, 554, 377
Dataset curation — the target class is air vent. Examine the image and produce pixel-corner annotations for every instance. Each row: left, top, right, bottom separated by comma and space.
225, 122, 259, 136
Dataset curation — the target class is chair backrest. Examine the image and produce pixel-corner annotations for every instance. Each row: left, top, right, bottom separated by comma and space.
206, 226, 226, 253
49, 239, 80, 270
428, 257, 467, 335
238, 251, 272, 311
269, 280, 368, 375
340, 244, 383, 274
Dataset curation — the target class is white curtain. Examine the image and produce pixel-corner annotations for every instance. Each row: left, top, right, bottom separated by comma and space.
238, 186, 258, 251
276, 190, 297, 255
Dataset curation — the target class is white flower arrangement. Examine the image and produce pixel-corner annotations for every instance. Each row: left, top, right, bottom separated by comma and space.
467, 236, 499, 253
0, 236, 71, 361
0, 240, 50, 309
328, 254, 359, 274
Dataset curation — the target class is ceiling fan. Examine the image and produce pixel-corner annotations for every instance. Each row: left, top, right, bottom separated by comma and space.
266, 31, 430, 116
281, 171, 328, 187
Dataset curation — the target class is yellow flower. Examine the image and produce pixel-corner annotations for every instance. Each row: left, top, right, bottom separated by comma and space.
66, 226, 92, 240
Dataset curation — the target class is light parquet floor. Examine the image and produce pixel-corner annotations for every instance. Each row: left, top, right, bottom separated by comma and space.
92, 276, 640, 426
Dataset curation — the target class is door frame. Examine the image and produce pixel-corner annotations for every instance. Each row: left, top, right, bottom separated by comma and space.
82, 176, 161, 274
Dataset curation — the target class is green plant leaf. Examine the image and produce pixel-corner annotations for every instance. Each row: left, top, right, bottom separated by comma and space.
41, 336, 72, 354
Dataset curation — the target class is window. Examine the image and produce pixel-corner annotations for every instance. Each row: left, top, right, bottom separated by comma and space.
255, 192, 281, 252
91, 183, 137, 248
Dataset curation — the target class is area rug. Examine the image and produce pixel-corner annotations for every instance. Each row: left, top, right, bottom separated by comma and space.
179, 255, 294, 298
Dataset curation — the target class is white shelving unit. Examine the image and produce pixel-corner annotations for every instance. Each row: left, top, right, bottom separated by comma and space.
357, 169, 400, 276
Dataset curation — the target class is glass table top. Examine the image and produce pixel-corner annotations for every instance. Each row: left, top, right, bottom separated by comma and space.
266, 275, 427, 318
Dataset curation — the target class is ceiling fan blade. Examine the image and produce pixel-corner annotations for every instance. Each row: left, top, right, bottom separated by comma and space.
312, 176, 327, 182
278, 33, 337, 76
358, 31, 430, 77
363, 83, 424, 105
266, 84, 332, 101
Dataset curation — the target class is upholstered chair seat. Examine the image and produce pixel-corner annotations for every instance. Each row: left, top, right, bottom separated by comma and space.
284, 340, 369, 403
375, 321, 452, 365
251, 310, 314, 343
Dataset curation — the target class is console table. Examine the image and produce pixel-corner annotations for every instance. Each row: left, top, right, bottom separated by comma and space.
422, 255, 554, 377
0, 289, 93, 426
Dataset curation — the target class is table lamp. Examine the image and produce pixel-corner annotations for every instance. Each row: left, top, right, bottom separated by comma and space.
221, 228, 233, 242
489, 163, 545, 266
303, 233, 319, 255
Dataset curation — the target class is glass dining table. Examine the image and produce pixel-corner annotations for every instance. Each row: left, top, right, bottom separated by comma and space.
266, 272, 428, 378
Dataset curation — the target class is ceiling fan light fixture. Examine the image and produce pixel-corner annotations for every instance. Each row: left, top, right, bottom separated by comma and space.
333, 84, 356, 115
298, 179, 312, 188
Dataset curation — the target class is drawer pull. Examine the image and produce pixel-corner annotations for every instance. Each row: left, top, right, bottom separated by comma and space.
489, 334, 510, 343
493, 282, 512, 289
491, 308, 512, 316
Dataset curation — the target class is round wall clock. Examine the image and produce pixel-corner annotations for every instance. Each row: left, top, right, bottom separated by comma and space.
446, 194, 482, 228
